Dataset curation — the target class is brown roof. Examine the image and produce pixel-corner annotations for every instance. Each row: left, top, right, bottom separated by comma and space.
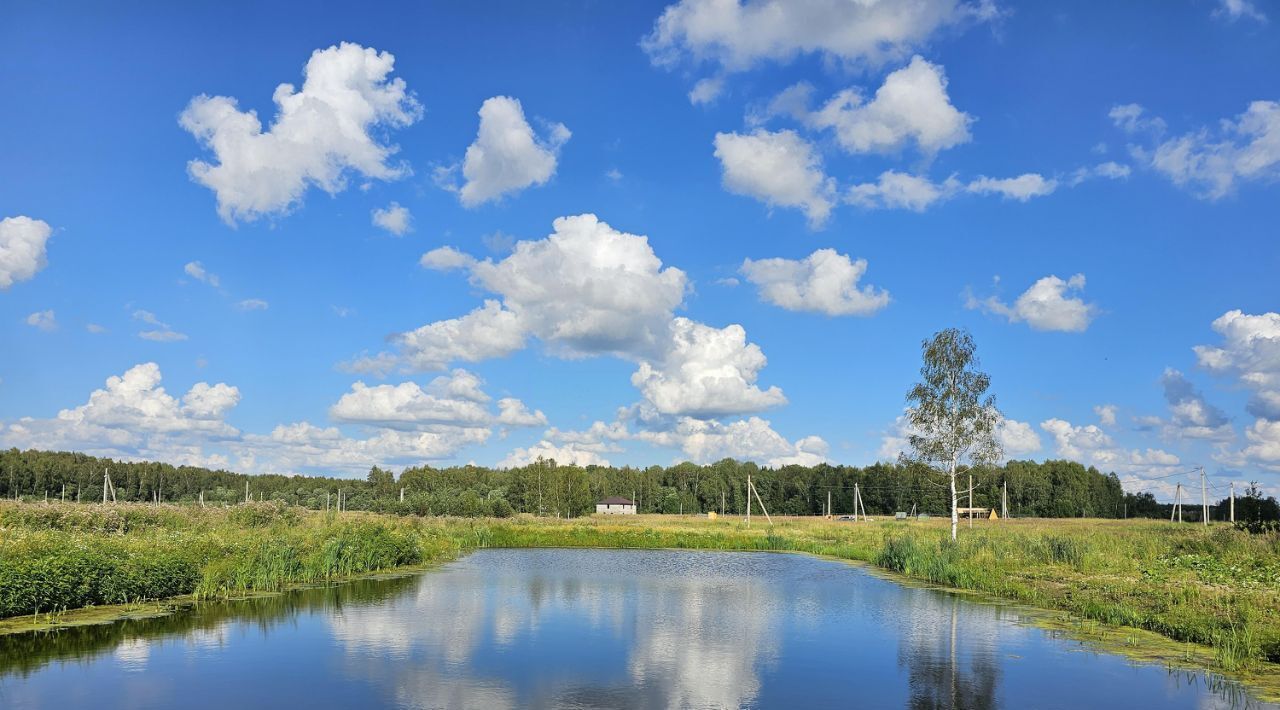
598, 496, 634, 505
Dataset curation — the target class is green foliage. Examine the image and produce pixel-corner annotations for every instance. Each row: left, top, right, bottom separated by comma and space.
0, 447, 1186, 523
1235, 520, 1280, 535
226, 501, 301, 528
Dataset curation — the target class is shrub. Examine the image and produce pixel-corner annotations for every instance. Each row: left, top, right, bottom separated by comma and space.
227, 501, 300, 528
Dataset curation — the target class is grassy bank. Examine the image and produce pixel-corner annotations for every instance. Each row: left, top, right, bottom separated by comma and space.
2, 502, 1278, 684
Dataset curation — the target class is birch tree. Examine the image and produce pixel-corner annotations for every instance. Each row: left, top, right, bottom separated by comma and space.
901, 328, 1002, 541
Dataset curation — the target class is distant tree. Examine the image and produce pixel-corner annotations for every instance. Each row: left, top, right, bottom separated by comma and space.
1238, 481, 1280, 522
366, 466, 394, 493
901, 328, 1002, 541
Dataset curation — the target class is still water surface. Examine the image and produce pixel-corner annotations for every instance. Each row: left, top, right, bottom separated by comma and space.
0, 549, 1272, 709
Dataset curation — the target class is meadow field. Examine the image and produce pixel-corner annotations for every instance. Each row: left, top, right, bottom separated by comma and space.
1, 501, 1277, 694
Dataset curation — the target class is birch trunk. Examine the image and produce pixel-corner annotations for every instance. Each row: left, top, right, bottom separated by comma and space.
949, 456, 959, 541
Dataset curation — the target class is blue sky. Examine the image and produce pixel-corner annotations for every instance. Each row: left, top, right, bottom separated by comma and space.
1, 0, 1278, 496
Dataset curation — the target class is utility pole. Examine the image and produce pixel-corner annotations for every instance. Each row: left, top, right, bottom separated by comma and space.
245, 480, 249, 503
1230, 482, 1235, 523
827, 490, 832, 519
853, 483, 860, 522
1001, 480, 1007, 520
968, 473, 974, 529
748, 477, 773, 525
400, 486, 405, 503
746, 474, 751, 527
1200, 467, 1208, 526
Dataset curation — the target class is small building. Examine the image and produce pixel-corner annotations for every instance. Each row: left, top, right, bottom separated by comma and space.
595, 496, 636, 515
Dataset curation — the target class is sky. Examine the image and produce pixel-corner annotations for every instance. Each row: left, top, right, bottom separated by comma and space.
1, 0, 1277, 497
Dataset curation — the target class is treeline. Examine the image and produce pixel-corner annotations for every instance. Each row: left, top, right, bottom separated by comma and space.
9, 447, 1276, 521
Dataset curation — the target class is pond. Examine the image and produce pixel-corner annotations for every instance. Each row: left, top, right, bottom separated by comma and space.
0, 549, 1272, 709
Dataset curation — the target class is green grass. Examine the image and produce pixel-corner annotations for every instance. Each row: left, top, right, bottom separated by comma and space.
2, 501, 1279, 687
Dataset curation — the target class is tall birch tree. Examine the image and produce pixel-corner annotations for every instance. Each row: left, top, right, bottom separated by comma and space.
901, 328, 1002, 541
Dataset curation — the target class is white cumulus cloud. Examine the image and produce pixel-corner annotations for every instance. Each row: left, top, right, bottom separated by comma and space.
180, 42, 421, 223
632, 318, 787, 418
966, 173, 1058, 201
0, 216, 52, 291
713, 129, 835, 227
740, 249, 889, 316
444, 96, 570, 207
498, 441, 611, 468
1194, 310, 1280, 421
1114, 100, 1280, 199
392, 301, 527, 373
372, 202, 412, 235
967, 274, 1098, 332
364, 214, 788, 421
643, 0, 997, 72
798, 57, 972, 156
329, 370, 543, 432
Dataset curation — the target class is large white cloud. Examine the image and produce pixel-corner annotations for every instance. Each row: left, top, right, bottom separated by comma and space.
0, 362, 509, 475
997, 418, 1042, 457
878, 411, 1039, 461
370, 214, 787, 422
497, 441, 611, 469
795, 56, 972, 156
1236, 419, 1280, 472
444, 96, 570, 207
643, 0, 997, 72
1114, 100, 1280, 199
180, 42, 421, 223
634, 416, 828, 467
713, 129, 835, 227
553, 408, 826, 467
465, 215, 687, 357
386, 215, 688, 372
1040, 417, 1182, 484
632, 318, 786, 418
238, 422, 489, 474
0, 216, 52, 291
0, 363, 241, 469
681, 418, 828, 467
1194, 310, 1280, 420
740, 248, 889, 316
329, 369, 545, 430
393, 301, 527, 373
967, 274, 1098, 332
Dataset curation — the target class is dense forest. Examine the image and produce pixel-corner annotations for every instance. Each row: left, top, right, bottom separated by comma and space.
1, 448, 1276, 521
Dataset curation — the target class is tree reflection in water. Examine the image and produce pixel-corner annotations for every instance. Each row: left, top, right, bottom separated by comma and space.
896, 593, 1000, 710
